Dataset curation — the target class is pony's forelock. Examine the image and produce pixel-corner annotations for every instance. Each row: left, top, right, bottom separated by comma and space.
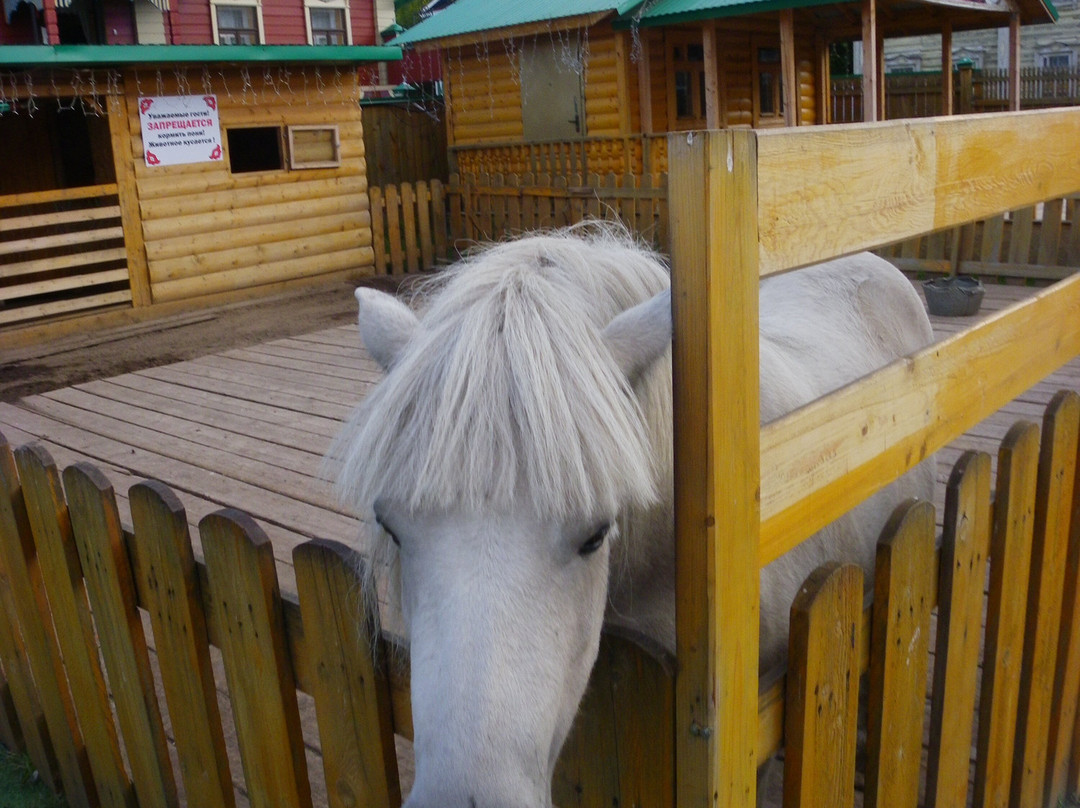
329, 223, 671, 523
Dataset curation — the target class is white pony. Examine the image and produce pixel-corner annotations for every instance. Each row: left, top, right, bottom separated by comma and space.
330, 224, 934, 808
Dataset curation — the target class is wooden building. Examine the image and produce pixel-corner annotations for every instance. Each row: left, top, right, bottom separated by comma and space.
0, 44, 398, 337
390, 0, 1058, 176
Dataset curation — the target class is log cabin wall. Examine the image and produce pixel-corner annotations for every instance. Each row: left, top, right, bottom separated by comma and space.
120, 65, 374, 306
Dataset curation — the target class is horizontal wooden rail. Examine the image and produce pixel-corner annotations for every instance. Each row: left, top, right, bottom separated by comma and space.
759, 271, 1080, 565
756, 108, 1080, 275
0, 183, 119, 209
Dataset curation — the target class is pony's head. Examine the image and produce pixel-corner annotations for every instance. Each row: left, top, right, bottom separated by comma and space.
330, 225, 671, 807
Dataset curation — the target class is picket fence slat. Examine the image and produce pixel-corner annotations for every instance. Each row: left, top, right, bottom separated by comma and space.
431, 178, 448, 261
368, 187, 386, 275
1045, 395, 1080, 806
400, 183, 419, 274
14, 444, 135, 808
0, 436, 94, 808
783, 562, 863, 808
973, 421, 1040, 808
128, 481, 235, 808
1012, 391, 1080, 808
200, 509, 312, 808
416, 180, 433, 271
293, 539, 401, 808
384, 185, 403, 276
63, 463, 178, 808
864, 499, 935, 808
927, 451, 993, 808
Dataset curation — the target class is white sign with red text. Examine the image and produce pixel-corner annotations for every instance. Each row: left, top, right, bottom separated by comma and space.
138, 95, 223, 168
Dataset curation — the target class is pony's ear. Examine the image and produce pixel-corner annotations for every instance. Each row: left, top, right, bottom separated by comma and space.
602, 288, 671, 382
355, 287, 418, 371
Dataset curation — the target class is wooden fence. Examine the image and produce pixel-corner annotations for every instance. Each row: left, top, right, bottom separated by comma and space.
1, 111, 1080, 808
0, 184, 130, 326
367, 172, 668, 275
831, 66, 1080, 122
361, 102, 448, 188
880, 194, 1080, 280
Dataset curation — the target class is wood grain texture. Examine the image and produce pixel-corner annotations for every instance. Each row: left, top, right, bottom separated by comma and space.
926, 451, 992, 808
63, 463, 177, 808
14, 445, 136, 808
760, 271, 1080, 566
783, 562, 863, 808
756, 108, 1080, 274
974, 422, 1040, 808
0, 437, 95, 808
293, 539, 400, 808
1012, 392, 1080, 808
670, 129, 761, 808
200, 509, 312, 808
865, 499, 935, 808
128, 481, 235, 808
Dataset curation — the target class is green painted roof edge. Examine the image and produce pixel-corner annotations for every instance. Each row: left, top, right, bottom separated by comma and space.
0, 44, 401, 66
617, 0, 1057, 26
390, 0, 644, 46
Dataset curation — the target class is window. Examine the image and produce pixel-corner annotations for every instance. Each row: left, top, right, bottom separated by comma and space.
305, 0, 352, 46
288, 125, 341, 168
754, 44, 784, 125
227, 127, 282, 173
1040, 52, 1074, 69
216, 4, 259, 44
309, 7, 346, 44
667, 34, 707, 129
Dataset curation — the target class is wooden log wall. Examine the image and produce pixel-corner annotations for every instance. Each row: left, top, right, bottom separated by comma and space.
121, 67, 374, 306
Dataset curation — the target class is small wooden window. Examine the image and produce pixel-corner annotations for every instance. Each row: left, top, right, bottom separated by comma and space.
216, 5, 259, 44
227, 126, 283, 173
309, 7, 346, 44
288, 125, 341, 169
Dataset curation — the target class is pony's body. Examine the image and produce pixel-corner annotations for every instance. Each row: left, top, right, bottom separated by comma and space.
331, 227, 934, 808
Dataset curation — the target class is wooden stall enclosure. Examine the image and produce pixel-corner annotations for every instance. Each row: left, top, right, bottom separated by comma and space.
0, 44, 400, 345
1, 108, 1080, 808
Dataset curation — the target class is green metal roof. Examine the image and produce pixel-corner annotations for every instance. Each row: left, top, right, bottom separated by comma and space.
0, 44, 401, 67
389, 0, 643, 46
621, 0, 1057, 25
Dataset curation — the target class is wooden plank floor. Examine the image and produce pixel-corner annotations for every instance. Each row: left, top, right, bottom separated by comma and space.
0, 278, 1078, 807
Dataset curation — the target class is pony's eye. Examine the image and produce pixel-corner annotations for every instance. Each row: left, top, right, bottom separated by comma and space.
578, 524, 610, 557
374, 516, 399, 547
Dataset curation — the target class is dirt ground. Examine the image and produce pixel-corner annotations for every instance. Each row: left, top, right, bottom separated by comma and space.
0, 276, 409, 402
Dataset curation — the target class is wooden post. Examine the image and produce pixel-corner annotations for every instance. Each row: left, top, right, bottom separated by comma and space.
615, 30, 633, 136
1008, 15, 1022, 111
703, 24, 721, 129
669, 129, 761, 808
942, 24, 954, 115
111, 77, 151, 308
817, 35, 831, 125
861, 0, 879, 122
637, 31, 654, 135
780, 9, 798, 126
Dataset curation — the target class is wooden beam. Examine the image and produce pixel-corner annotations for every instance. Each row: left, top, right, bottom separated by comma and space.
754, 108, 1080, 274
703, 23, 721, 129
941, 24, 954, 115
780, 9, 798, 126
758, 273, 1080, 566
636, 31, 653, 134
110, 83, 151, 309
862, 0, 879, 121
1009, 14, 1021, 112
669, 129, 760, 808
615, 30, 633, 136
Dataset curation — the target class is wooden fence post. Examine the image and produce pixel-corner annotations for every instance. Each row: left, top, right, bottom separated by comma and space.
670, 129, 760, 808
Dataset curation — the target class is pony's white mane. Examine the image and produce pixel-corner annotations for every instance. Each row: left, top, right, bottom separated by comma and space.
330, 224, 671, 521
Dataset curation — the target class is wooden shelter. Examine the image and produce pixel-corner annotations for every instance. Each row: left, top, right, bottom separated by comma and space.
0, 43, 398, 342
390, 0, 1058, 176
